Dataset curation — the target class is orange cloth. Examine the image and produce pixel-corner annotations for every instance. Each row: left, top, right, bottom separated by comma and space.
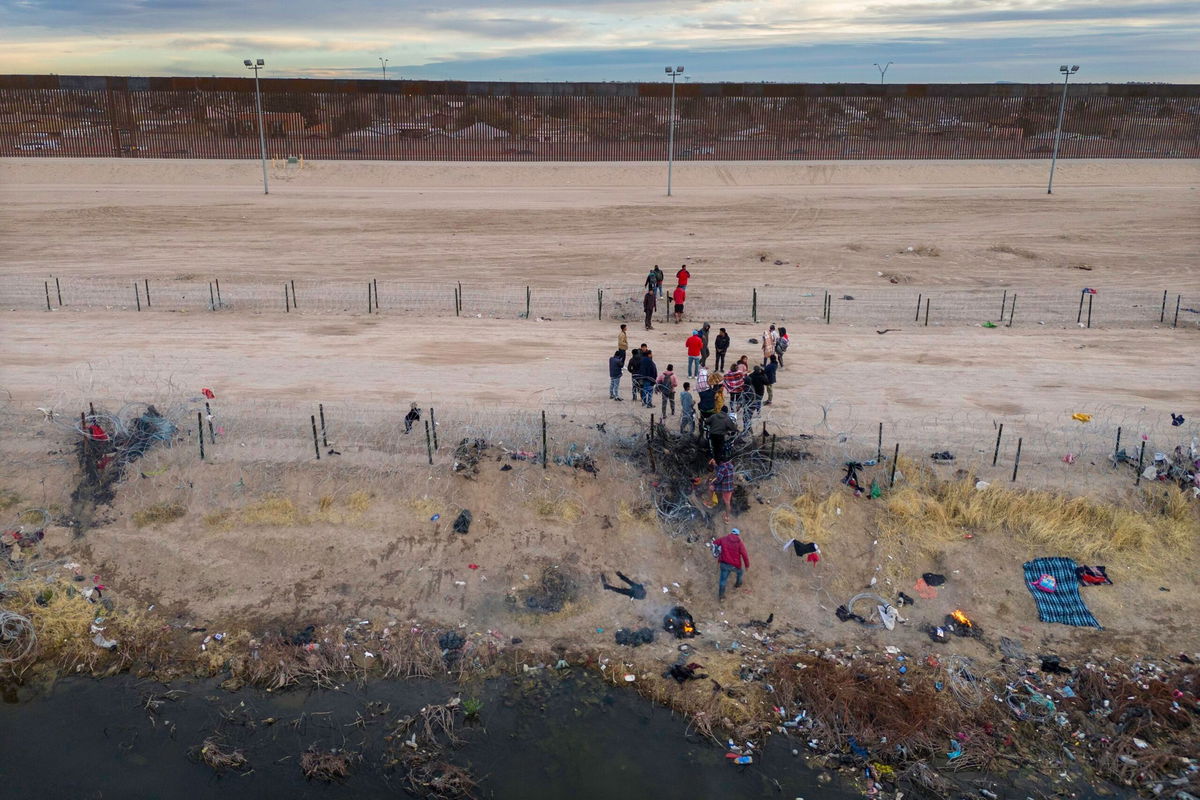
915, 577, 938, 600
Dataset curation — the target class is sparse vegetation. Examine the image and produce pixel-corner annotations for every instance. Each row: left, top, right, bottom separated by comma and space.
132, 502, 186, 527
989, 244, 1039, 260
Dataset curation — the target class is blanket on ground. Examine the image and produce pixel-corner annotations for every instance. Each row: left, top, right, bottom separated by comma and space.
1023, 557, 1102, 629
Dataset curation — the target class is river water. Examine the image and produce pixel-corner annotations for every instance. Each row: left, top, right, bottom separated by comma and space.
0, 672, 859, 799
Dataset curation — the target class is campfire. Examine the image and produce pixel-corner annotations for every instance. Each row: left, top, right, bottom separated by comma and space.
944, 609, 979, 638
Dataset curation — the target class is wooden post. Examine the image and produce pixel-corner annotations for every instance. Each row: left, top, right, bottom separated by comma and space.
1135, 441, 1146, 485
992, 423, 1004, 466
209, 282, 216, 311
915, 293, 922, 323
525, 286, 531, 318
424, 420, 433, 465
290, 280, 297, 309
310, 415, 321, 460
369, 282, 374, 314
284, 283, 290, 312
647, 413, 656, 472
541, 409, 548, 469
752, 288, 758, 323
1174, 295, 1181, 328
144, 278, 151, 308
825, 293, 831, 325
1007, 294, 1017, 327
44, 281, 51, 311
1160, 290, 1167, 323
1000, 289, 1006, 321
319, 403, 328, 447
55, 277, 62, 306
215, 278, 222, 308
197, 411, 205, 460
457, 281, 462, 312
768, 434, 777, 474
373, 278, 379, 312
888, 443, 900, 487
1011, 437, 1022, 482
454, 286, 460, 316
89, 402, 95, 416
1113, 426, 1122, 466
134, 282, 141, 311
204, 402, 215, 444
876, 422, 883, 462
1076, 289, 1085, 324
1086, 294, 1093, 328
923, 297, 930, 327
597, 288, 603, 321
430, 407, 438, 450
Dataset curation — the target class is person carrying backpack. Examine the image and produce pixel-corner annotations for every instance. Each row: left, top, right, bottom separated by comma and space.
775, 326, 790, 369
653, 266, 665, 298
657, 364, 678, 416
764, 355, 778, 405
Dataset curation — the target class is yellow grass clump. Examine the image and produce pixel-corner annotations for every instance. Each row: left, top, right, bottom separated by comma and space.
205, 496, 307, 529
532, 495, 582, 523
407, 497, 443, 519
132, 502, 186, 528
880, 466, 1198, 569
773, 492, 842, 545
0, 488, 20, 511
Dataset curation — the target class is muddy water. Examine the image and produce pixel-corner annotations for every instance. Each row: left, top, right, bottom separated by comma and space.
0, 672, 858, 799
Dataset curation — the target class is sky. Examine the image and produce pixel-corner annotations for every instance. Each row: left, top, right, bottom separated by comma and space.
0, 0, 1197, 84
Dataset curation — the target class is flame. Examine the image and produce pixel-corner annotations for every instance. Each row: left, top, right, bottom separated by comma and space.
950, 609, 973, 627
683, 623, 694, 635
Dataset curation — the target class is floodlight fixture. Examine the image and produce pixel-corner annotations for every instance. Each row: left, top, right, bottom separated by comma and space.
1047, 63, 1081, 194
244, 58, 269, 195
663, 66, 686, 196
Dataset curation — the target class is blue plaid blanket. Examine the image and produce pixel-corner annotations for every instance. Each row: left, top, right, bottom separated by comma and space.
1023, 557, 1102, 629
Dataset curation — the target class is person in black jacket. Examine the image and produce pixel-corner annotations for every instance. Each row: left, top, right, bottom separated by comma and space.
643, 290, 657, 330
714, 328, 730, 371
627, 347, 643, 401
746, 365, 767, 429
608, 350, 624, 401
698, 322, 712, 367
706, 404, 737, 461
638, 349, 659, 407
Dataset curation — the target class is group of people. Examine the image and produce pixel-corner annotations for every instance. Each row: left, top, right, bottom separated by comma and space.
642, 264, 690, 329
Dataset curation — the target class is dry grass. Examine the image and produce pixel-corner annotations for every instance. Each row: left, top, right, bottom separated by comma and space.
205, 496, 305, 529
531, 494, 582, 523
0, 488, 20, 512
132, 502, 186, 528
772, 492, 842, 545
989, 244, 1039, 260
193, 737, 249, 773
900, 244, 941, 257
408, 496, 444, 519
300, 746, 359, 782
880, 463, 1199, 571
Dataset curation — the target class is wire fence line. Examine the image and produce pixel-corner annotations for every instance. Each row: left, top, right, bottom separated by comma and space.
7, 276, 1196, 330
4, 387, 1196, 504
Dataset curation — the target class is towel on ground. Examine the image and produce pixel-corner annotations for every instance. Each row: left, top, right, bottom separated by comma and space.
1022, 557, 1102, 629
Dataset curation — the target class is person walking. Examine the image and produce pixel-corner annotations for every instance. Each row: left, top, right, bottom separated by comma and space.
644, 268, 659, 297
713, 527, 749, 600
723, 364, 745, 413
714, 327, 730, 371
616, 323, 628, 367
746, 365, 766, 429
764, 355, 778, 405
643, 289, 657, 330
657, 364, 678, 416
706, 403, 737, 462
638, 349, 659, 407
627, 346, 644, 401
685, 330, 703, 377
608, 350, 624, 401
676, 264, 690, 289
672, 285, 686, 323
679, 382, 695, 435
698, 322, 712, 368
761, 324, 777, 366
653, 265, 665, 298
775, 327, 789, 369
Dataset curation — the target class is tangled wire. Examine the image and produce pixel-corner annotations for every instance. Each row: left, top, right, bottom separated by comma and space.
0, 609, 36, 663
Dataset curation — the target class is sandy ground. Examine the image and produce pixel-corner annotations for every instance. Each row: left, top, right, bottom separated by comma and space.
0, 159, 1197, 668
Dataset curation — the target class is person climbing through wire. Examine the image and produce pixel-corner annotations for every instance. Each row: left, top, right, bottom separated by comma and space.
404, 403, 421, 434
707, 453, 737, 522
600, 572, 647, 599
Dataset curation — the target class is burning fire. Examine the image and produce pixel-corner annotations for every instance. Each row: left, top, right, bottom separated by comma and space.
950, 609, 973, 628
682, 622, 695, 635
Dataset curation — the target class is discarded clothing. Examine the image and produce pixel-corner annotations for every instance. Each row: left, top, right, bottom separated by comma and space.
1040, 656, 1072, 675
290, 625, 316, 646
452, 509, 472, 534
438, 631, 465, 651
835, 605, 866, 625
896, 592, 915, 607
999, 636, 1026, 661
930, 451, 955, 462
601, 571, 647, 600
1171, 413, 1186, 427
614, 627, 656, 647
663, 662, 708, 684
1023, 557, 1102, 628
1075, 565, 1112, 586
914, 578, 938, 599
921, 573, 946, 587
784, 539, 820, 563
1071, 413, 1092, 423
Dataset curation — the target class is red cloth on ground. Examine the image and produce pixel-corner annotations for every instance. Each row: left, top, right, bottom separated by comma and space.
806, 552, 820, 564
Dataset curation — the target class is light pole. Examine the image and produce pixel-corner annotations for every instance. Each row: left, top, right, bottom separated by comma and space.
243, 58, 268, 195
1047, 64, 1079, 195
873, 62, 893, 85
665, 65, 685, 197
379, 57, 388, 80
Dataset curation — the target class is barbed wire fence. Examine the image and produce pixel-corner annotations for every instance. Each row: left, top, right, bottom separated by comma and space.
5, 276, 1196, 330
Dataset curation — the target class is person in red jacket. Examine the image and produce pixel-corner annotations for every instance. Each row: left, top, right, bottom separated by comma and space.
714, 527, 749, 600
672, 284, 686, 324
685, 330, 703, 377
676, 264, 690, 288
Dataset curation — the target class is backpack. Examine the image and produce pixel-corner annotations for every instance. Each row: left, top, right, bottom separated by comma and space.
776, 337, 789, 354
657, 374, 675, 396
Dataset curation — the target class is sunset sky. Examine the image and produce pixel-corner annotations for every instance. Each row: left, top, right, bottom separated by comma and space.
1, 0, 1197, 83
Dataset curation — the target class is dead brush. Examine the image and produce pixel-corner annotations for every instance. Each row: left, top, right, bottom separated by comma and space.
131, 502, 186, 527
400, 748, 478, 800
420, 700, 462, 745
300, 746, 360, 782
192, 736, 249, 773
379, 629, 445, 679
988, 244, 1039, 260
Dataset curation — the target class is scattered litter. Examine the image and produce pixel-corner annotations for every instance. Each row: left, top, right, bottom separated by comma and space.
1071, 413, 1092, 423
922, 573, 946, 587
614, 627, 656, 647
930, 451, 955, 462
975, 480, 990, 490
1023, 557, 1102, 628
452, 509, 472, 534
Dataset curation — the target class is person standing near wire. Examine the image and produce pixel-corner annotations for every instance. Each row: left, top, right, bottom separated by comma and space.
638, 349, 659, 407
616, 323, 628, 367
608, 350, 624, 401
714, 327, 730, 371
404, 403, 421, 434
643, 288, 657, 330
